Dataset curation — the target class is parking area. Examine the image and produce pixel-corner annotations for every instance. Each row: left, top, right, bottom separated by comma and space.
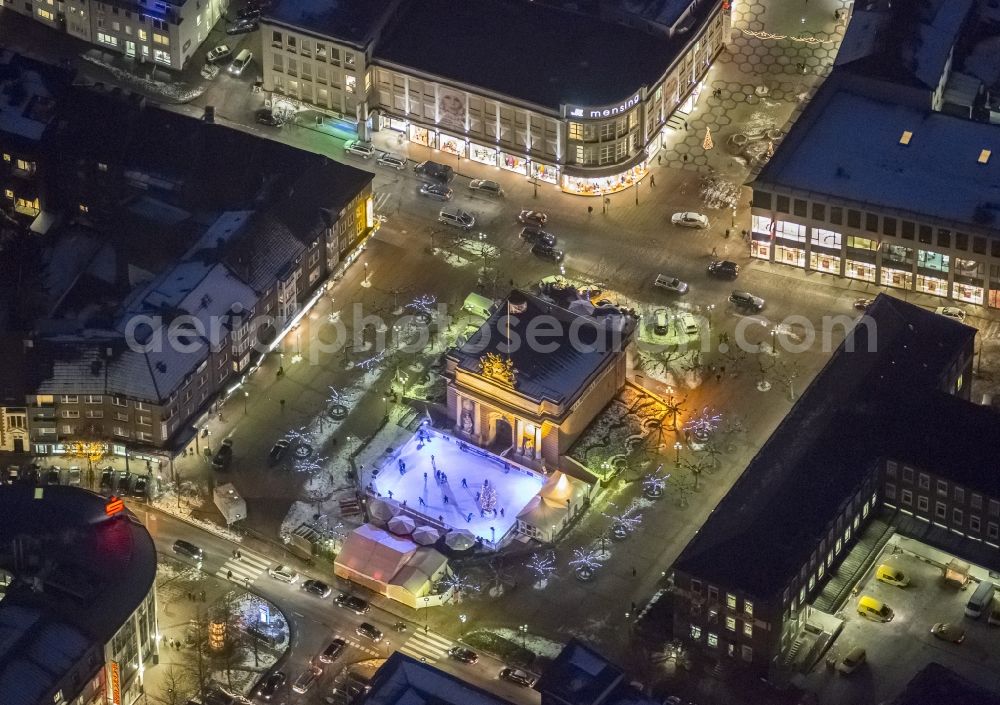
805, 542, 1000, 704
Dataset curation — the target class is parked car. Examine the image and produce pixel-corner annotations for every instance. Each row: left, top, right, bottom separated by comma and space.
499, 668, 534, 687
377, 152, 406, 169
469, 179, 505, 197
836, 647, 866, 675
200, 63, 221, 80
875, 564, 910, 588
132, 476, 148, 499
531, 242, 564, 263
4, 466, 19, 484
268, 564, 298, 583
857, 595, 893, 622
671, 212, 709, 229
335, 593, 370, 614
420, 182, 454, 201
935, 306, 967, 322
729, 290, 765, 312
707, 260, 740, 279
302, 579, 332, 598
226, 18, 258, 35
320, 637, 347, 663
255, 108, 283, 126
213, 438, 234, 471
519, 226, 556, 246
854, 298, 874, 311
413, 160, 455, 183
931, 622, 966, 643
256, 671, 286, 701
292, 665, 322, 694
206, 44, 232, 63
345, 140, 375, 159
268, 439, 290, 464
356, 622, 383, 642
228, 49, 253, 76
67, 466, 82, 487
654, 274, 688, 294
517, 209, 548, 226
448, 646, 479, 663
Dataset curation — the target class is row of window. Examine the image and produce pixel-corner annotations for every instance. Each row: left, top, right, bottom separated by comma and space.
59, 395, 147, 408
60, 409, 150, 423
567, 114, 639, 143
687, 626, 754, 662
271, 32, 356, 68
887, 460, 1000, 515
687, 583, 755, 618
58, 424, 153, 442
888, 484, 1000, 538
753, 191, 1000, 258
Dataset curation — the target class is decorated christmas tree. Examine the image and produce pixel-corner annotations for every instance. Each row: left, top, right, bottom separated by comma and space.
479, 480, 497, 513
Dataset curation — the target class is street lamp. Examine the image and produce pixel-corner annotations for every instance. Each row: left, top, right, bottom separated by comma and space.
770, 326, 778, 354
424, 596, 430, 633
243, 391, 249, 416
519, 624, 528, 650
674, 441, 682, 466
382, 395, 389, 419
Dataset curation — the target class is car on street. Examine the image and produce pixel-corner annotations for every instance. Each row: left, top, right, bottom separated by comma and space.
469, 179, 505, 197
335, 593, 370, 614
377, 152, 406, 169
255, 108, 283, 127
707, 260, 740, 279
654, 274, 689, 294
302, 579, 332, 598
99, 467, 114, 491
414, 160, 455, 183
172, 539, 204, 562
729, 290, 765, 312
226, 18, 258, 34
531, 242, 564, 263
356, 622, 383, 642
67, 466, 81, 487
268, 438, 290, 464
448, 646, 479, 663
46, 468, 62, 485
499, 668, 534, 687
836, 647, 866, 675
875, 564, 910, 588
517, 209, 548, 226
420, 182, 453, 201
671, 212, 709, 229
228, 49, 253, 76
931, 622, 966, 643
438, 208, 475, 230
935, 306, 967, 322
256, 671, 286, 701
854, 298, 874, 311
212, 438, 234, 471
200, 63, 221, 80
206, 44, 232, 63
519, 226, 556, 246
320, 637, 347, 663
132, 476, 148, 499
268, 564, 298, 583
345, 140, 375, 159
292, 665, 322, 694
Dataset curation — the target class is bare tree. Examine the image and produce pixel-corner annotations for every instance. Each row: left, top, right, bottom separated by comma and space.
147, 665, 197, 705
771, 359, 801, 401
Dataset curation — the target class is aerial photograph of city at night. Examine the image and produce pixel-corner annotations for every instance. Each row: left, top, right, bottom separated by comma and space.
2, 0, 1000, 704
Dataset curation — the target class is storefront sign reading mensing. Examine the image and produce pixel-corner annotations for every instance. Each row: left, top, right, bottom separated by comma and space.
567, 92, 641, 119
110, 661, 121, 705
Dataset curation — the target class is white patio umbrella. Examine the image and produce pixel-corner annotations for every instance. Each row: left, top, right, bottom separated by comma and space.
388, 514, 416, 535
369, 497, 400, 522
412, 525, 441, 546
444, 529, 476, 551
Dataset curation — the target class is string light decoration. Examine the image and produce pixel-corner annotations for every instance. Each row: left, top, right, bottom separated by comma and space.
737, 28, 839, 45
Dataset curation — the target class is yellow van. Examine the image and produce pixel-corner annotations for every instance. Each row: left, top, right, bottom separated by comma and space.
875, 564, 910, 588
857, 596, 894, 622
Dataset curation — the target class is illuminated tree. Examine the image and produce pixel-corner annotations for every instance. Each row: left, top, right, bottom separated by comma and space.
527, 551, 557, 588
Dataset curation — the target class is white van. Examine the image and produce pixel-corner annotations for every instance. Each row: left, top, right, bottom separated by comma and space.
462, 292, 495, 320
228, 49, 253, 76
438, 208, 475, 230
965, 580, 995, 618
679, 312, 699, 336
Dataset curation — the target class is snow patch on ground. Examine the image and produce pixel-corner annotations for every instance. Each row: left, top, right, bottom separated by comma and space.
82, 55, 205, 103
491, 628, 564, 659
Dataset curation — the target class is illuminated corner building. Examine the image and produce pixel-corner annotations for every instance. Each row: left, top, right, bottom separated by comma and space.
749, 0, 1000, 309
0, 0, 227, 70
260, 0, 729, 195
0, 56, 374, 461
670, 295, 997, 681
0, 485, 158, 705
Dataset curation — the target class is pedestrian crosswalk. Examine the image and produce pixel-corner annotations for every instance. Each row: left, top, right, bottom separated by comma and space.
373, 191, 392, 213
982, 320, 1000, 341
215, 551, 270, 585
398, 630, 454, 662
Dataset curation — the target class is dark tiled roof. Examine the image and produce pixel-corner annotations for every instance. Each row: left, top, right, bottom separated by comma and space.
887, 662, 1000, 705
674, 295, 975, 597
263, 0, 398, 45
364, 652, 516, 705
0, 486, 157, 705
535, 639, 624, 705
449, 291, 635, 408
374, 0, 716, 111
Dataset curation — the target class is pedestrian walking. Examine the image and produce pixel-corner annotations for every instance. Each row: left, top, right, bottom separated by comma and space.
423, 471, 428, 481
387, 490, 393, 499
461, 478, 468, 488
236, 550, 242, 560
631, 567, 637, 577
721, 366, 727, 377
418, 497, 426, 506
684, 120, 688, 130
500, 507, 505, 518
200, 590, 206, 601
476, 491, 481, 502
650, 175, 656, 187
657, 154, 662, 165
443, 495, 449, 505
280, 399, 285, 412
480, 509, 485, 517
683, 154, 689, 162
716, 371, 723, 383
711, 246, 718, 257
227, 569, 233, 580
467, 513, 474, 522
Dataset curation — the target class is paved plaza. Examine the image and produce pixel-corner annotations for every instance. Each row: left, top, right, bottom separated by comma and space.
367, 428, 544, 543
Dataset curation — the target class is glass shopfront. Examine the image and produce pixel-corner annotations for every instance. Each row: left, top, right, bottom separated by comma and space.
954, 279, 984, 305
531, 161, 559, 184
915, 274, 948, 297
846, 259, 876, 282
809, 251, 841, 274
409, 124, 434, 147
880, 266, 913, 290
500, 152, 529, 175
774, 243, 806, 268
439, 133, 465, 157
562, 163, 646, 195
751, 234, 770, 260
469, 142, 497, 166
388, 117, 407, 132
988, 287, 1000, 309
